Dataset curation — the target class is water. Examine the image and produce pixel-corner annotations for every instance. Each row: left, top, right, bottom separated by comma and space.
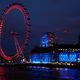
0, 66, 80, 80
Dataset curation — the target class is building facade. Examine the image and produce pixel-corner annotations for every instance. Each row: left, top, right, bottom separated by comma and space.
29, 44, 80, 64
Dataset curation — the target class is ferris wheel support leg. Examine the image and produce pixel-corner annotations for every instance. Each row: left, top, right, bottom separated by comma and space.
13, 36, 24, 58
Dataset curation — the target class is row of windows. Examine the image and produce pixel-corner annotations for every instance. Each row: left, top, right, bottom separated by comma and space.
58, 49, 80, 51
59, 53, 77, 62
30, 53, 50, 63
30, 52, 80, 63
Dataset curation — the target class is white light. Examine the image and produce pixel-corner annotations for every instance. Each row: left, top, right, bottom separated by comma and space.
78, 58, 80, 62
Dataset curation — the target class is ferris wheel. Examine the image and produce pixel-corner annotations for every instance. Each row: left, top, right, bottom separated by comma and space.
0, 3, 31, 61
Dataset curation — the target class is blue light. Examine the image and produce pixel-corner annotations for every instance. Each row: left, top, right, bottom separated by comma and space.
32, 61, 40, 63
59, 52, 77, 62
59, 53, 68, 62
30, 53, 50, 64
30, 52, 78, 63
40, 34, 48, 47
69, 53, 77, 62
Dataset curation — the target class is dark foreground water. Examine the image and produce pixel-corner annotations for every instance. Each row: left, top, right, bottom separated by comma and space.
0, 66, 80, 80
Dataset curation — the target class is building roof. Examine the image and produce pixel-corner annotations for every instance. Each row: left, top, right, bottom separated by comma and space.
29, 44, 80, 55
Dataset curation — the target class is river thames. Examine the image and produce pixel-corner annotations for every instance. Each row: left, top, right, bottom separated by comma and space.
0, 66, 80, 80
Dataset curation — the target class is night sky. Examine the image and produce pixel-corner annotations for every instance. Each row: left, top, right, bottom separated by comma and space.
0, 0, 80, 55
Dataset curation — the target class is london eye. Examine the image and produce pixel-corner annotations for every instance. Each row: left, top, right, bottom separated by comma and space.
0, 3, 31, 61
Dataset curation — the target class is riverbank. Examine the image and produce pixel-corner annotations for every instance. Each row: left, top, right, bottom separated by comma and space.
0, 63, 80, 69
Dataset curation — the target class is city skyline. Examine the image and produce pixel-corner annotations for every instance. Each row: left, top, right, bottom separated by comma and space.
0, 1, 80, 80
0, 0, 80, 55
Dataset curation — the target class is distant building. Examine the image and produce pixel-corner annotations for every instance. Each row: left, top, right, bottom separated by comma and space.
56, 44, 80, 62
40, 32, 55, 47
29, 46, 53, 64
29, 44, 80, 64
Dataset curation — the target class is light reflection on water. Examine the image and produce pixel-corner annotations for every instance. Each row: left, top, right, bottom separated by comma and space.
0, 66, 80, 80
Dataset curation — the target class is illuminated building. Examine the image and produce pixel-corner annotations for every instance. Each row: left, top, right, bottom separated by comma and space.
29, 53, 50, 64
40, 32, 55, 47
29, 44, 80, 64
29, 47, 54, 64
59, 52, 77, 62
57, 44, 80, 63
29, 32, 80, 64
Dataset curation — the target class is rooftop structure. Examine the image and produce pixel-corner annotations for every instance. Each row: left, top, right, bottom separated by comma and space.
40, 32, 55, 47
